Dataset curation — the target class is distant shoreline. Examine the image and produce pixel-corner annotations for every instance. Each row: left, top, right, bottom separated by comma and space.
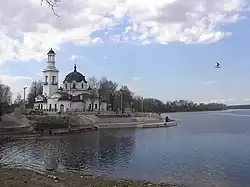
162, 108, 226, 113
227, 105, 250, 110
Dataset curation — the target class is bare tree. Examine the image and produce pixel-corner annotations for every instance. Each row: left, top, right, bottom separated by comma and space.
114, 85, 133, 112
41, 0, 60, 16
87, 76, 99, 90
1, 85, 12, 105
98, 77, 118, 111
27, 81, 43, 107
14, 93, 22, 104
87, 76, 100, 111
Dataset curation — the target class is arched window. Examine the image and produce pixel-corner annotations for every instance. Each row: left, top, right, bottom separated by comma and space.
72, 82, 76, 89
81, 83, 84, 88
52, 76, 56, 84
65, 83, 67, 89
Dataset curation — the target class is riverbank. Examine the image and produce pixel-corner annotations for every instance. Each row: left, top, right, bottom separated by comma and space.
0, 112, 177, 137
0, 168, 184, 187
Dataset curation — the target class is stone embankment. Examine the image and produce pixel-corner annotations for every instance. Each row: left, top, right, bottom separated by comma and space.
26, 113, 172, 131
93, 112, 167, 129
0, 114, 98, 137
26, 115, 97, 135
0, 112, 176, 137
0, 114, 33, 134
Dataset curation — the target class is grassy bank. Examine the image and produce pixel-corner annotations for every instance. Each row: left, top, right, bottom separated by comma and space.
0, 168, 183, 187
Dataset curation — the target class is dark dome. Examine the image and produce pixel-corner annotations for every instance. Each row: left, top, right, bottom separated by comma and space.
47, 48, 55, 54
63, 64, 87, 83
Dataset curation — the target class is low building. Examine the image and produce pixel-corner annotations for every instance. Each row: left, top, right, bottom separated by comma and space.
34, 49, 107, 112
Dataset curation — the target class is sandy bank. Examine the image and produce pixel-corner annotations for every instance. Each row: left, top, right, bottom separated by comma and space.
0, 168, 184, 187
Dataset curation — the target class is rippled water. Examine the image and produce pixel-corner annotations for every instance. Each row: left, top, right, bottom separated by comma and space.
2, 110, 250, 187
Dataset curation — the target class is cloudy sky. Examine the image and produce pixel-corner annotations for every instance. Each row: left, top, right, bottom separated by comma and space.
0, 0, 249, 105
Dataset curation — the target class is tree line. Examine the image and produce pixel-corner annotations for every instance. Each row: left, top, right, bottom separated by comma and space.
0, 76, 227, 115
22, 76, 226, 113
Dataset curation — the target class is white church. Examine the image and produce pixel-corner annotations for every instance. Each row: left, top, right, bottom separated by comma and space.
34, 49, 107, 113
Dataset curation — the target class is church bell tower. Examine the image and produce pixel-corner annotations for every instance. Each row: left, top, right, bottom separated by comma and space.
42, 48, 59, 97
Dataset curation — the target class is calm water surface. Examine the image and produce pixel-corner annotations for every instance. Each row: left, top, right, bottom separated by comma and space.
2, 110, 250, 187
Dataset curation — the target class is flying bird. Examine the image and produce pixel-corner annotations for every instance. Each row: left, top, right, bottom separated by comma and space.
215, 62, 220, 68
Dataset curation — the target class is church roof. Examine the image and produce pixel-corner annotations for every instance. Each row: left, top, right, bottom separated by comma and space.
58, 92, 91, 101
58, 92, 71, 101
47, 48, 55, 55
63, 64, 87, 83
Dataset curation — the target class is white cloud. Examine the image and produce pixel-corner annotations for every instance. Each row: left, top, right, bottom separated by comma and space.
0, 0, 247, 64
0, 75, 33, 101
69, 55, 85, 61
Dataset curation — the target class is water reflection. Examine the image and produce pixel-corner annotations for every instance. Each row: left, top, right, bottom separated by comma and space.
59, 132, 101, 171
98, 129, 135, 166
2, 129, 136, 176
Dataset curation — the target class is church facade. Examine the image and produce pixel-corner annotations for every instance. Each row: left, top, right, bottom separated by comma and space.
34, 49, 107, 112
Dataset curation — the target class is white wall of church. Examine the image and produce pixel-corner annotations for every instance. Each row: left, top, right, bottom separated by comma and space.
84, 99, 106, 111
71, 102, 85, 110
43, 71, 59, 97
34, 99, 107, 112
34, 103, 48, 110
34, 103, 40, 109
43, 85, 49, 98
58, 101, 71, 112
47, 98, 59, 112
85, 99, 91, 110
42, 103, 47, 110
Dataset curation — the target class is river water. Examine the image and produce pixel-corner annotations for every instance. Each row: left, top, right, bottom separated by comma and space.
2, 110, 250, 187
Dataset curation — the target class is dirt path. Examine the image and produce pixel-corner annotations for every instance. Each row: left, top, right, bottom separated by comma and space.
0, 168, 183, 187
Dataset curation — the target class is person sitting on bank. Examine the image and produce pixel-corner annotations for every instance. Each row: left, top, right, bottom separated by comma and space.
165, 116, 170, 122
